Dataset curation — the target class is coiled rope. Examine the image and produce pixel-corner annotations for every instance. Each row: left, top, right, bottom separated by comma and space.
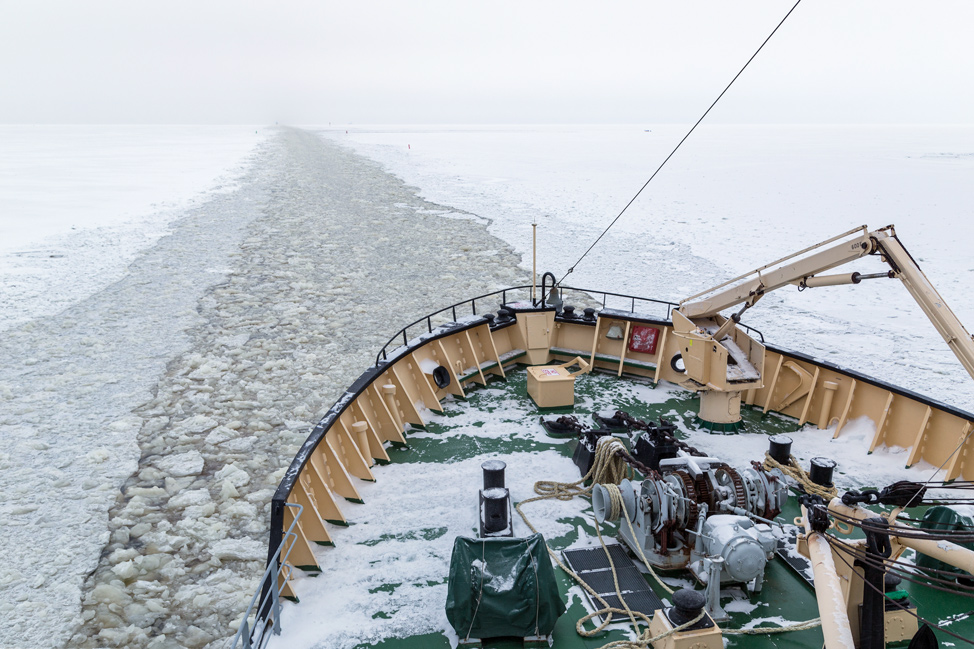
600, 482, 624, 522
516, 437, 822, 646
763, 452, 838, 500
516, 436, 676, 646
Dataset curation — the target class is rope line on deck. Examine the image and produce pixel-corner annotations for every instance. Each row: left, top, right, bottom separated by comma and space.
516, 436, 675, 645
763, 452, 838, 500
516, 437, 823, 646
722, 618, 822, 635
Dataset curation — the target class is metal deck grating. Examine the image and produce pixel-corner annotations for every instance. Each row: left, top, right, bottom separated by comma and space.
562, 543, 665, 624
582, 568, 654, 594
563, 543, 631, 571
599, 592, 665, 616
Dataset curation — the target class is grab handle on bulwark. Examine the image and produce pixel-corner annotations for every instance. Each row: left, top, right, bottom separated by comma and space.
563, 356, 591, 377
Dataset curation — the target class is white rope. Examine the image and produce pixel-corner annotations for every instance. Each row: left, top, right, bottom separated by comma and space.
516, 436, 675, 646
516, 437, 823, 646
722, 618, 822, 635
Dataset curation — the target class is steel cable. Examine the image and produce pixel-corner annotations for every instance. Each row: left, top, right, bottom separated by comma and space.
823, 534, 974, 647
558, 0, 803, 285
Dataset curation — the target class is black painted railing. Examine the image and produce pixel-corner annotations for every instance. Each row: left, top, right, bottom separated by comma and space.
373, 283, 764, 366
373, 285, 532, 366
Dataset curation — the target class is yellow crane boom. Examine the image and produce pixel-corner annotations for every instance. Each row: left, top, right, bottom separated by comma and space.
678, 224, 974, 382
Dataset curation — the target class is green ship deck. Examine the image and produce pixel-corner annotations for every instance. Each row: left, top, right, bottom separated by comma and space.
275, 365, 974, 649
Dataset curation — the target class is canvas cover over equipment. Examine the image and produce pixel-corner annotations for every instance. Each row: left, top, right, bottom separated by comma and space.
446, 533, 565, 639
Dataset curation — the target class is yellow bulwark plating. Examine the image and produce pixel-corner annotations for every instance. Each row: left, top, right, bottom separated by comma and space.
272, 304, 974, 601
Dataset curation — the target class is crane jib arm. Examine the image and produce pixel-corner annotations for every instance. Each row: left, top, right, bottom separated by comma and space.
679, 232, 874, 319
875, 234, 974, 381
678, 226, 974, 383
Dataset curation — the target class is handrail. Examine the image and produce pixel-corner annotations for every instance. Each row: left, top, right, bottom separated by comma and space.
231, 503, 303, 649
374, 285, 534, 365
372, 283, 764, 366
537, 272, 557, 307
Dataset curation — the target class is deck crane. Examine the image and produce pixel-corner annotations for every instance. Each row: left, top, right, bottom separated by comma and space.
674, 225, 974, 649
672, 225, 974, 430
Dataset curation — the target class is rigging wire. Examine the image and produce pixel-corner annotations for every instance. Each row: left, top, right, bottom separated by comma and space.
825, 536, 974, 594
898, 512, 974, 528
557, 0, 803, 286
913, 480, 974, 487
828, 510, 974, 543
823, 534, 974, 647
902, 422, 974, 509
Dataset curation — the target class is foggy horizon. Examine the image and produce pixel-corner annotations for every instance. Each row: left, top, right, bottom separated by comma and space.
3, 1, 973, 126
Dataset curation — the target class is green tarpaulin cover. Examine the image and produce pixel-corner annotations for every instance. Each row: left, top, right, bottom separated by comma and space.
916, 505, 974, 579
445, 533, 565, 639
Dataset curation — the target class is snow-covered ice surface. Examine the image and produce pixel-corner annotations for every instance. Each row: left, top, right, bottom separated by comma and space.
0, 125, 267, 332
12, 128, 518, 649
318, 124, 974, 411
0, 130, 270, 648
3, 122, 974, 648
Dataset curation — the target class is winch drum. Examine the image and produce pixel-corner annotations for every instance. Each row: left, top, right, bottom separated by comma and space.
592, 479, 637, 524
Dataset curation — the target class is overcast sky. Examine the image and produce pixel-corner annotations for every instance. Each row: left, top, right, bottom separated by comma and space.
2, 1, 972, 124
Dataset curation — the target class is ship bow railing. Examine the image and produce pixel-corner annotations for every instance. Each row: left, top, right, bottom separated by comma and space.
232, 503, 303, 649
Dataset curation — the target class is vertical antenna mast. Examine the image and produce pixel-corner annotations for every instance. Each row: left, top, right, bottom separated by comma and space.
532, 220, 538, 303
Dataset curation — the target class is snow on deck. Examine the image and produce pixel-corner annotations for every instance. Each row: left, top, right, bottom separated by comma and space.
275, 371, 958, 648
4, 122, 974, 649
276, 451, 584, 648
